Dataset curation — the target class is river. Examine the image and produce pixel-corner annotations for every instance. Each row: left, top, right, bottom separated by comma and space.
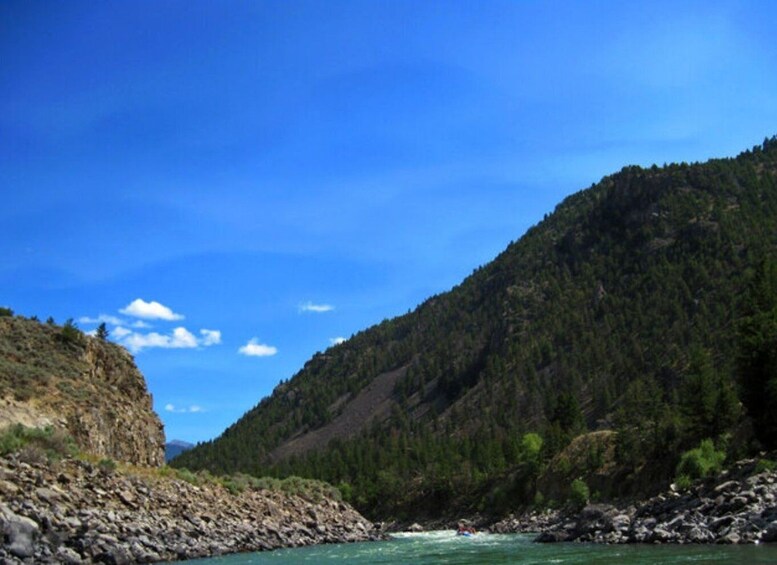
174, 531, 777, 564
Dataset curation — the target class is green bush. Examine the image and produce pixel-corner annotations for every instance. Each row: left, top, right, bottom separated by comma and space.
675, 439, 726, 481
0, 307, 13, 317
221, 477, 245, 495
157, 465, 175, 478
98, 458, 117, 473
569, 478, 590, 510
337, 481, 353, 502
174, 468, 200, 485
0, 425, 77, 460
755, 458, 777, 473
278, 475, 341, 502
0, 427, 24, 454
58, 318, 84, 347
251, 476, 282, 491
520, 432, 543, 463
674, 474, 692, 491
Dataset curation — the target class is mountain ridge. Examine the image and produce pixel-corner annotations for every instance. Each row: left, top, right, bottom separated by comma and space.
165, 439, 195, 462
175, 136, 777, 519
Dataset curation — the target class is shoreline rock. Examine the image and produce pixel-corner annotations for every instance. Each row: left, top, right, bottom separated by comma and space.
491, 461, 777, 545
0, 454, 381, 563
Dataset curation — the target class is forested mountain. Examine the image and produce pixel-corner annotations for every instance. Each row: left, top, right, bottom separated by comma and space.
175, 137, 777, 520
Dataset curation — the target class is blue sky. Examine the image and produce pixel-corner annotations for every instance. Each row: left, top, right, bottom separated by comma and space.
2, 1, 776, 443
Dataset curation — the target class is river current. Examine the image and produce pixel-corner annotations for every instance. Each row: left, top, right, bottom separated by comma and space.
177, 530, 777, 564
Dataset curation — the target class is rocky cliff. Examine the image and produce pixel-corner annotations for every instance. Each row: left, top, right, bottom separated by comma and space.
0, 316, 165, 466
0, 453, 379, 563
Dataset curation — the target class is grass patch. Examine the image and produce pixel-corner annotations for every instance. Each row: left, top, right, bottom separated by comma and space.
0, 424, 77, 461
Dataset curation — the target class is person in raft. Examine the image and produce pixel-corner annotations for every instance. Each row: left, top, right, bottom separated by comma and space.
456, 522, 476, 536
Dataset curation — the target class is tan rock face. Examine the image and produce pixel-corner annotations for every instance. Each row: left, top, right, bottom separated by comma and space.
0, 317, 165, 466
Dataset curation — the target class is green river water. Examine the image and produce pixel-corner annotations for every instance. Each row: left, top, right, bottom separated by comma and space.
178, 531, 777, 564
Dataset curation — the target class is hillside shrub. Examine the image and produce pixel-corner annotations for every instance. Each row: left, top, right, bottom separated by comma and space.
569, 478, 590, 509
675, 439, 726, 483
0, 425, 76, 461
755, 458, 776, 474
674, 474, 692, 491
252, 476, 282, 491
98, 458, 117, 473
279, 475, 341, 502
520, 432, 544, 471
337, 481, 353, 502
174, 468, 199, 485
58, 318, 84, 347
221, 476, 245, 495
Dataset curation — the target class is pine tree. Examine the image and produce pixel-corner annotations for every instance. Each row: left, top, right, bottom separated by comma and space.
96, 322, 109, 341
738, 259, 777, 448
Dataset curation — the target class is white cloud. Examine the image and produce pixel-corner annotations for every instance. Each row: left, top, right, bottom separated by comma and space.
112, 326, 132, 338
238, 338, 278, 357
80, 301, 220, 354
329, 337, 346, 346
171, 327, 198, 348
123, 331, 172, 352
120, 299, 184, 321
299, 301, 334, 313
165, 403, 205, 414
118, 326, 220, 353
200, 329, 221, 346
78, 314, 125, 326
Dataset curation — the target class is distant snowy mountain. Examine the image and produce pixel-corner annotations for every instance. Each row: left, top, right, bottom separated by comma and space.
165, 440, 194, 462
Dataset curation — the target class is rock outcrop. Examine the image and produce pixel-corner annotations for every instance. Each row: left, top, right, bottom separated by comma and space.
0, 317, 165, 466
515, 460, 777, 544
0, 454, 379, 563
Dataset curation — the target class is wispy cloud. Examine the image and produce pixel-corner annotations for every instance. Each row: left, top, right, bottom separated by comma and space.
120, 298, 184, 321
164, 403, 204, 414
78, 314, 126, 326
119, 326, 220, 353
299, 301, 334, 313
200, 329, 221, 346
79, 313, 153, 329
238, 338, 278, 357
329, 337, 346, 346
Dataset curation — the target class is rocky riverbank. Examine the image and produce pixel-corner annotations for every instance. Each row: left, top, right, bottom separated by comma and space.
0, 454, 380, 563
493, 459, 777, 545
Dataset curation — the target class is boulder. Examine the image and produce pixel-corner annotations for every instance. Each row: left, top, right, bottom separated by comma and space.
534, 530, 570, 543
0, 455, 379, 562
761, 521, 777, 543
3, 510, 40, 559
